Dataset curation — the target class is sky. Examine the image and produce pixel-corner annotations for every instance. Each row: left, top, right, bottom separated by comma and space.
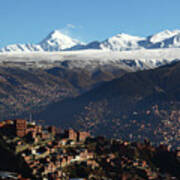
0, 0, 180, 47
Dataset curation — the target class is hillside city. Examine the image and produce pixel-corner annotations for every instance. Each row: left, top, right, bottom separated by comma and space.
1, 0, 180, 179
0, 31, 180, 180
0, 118, 179, 180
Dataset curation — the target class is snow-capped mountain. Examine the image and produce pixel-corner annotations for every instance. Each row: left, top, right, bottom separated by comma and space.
0, 30, 84, 53
141, 30, 180, 49
0, 44, 44, 53
69, 29, 180, 51
1, 29, 180, 73
1, 29, 180, 53
148, 30, 180, 43
99, 33, 145, 51
69, 34, 144, 51
157, 33, 180, 48
39, 30, 84, 51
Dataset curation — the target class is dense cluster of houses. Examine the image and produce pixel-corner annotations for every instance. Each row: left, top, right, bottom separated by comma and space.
0, 119, 90, 140
0, 119, 179, 180
0, 119, 94, 179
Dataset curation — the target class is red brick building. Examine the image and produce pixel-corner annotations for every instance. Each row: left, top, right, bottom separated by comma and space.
15, 119, 27, 137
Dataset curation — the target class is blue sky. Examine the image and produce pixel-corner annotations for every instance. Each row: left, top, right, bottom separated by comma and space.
0, 0, 180, 47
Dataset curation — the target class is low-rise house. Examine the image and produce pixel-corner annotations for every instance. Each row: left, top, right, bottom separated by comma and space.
41, 130, 50, 139
87, 152, 94, 159
64, 129, 78, 141
48, 126, 56, 135
35, 125, 42, 134
79, 151, 87, 160
78, 131, 90, 142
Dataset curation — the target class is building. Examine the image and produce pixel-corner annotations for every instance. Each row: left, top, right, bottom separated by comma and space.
64, 129, 78, 141
15, 119, 27, 137
78, 131, 90, 142
48, 126, 56, 135
35, 125, 42, 134
41, 130, 50, 139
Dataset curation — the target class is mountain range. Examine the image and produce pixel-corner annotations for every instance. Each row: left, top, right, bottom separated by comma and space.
0, 29, 180, 148
1, 29, 180, 53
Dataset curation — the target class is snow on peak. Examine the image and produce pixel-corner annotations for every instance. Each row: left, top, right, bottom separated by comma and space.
0, 44, 43, 53
149, 30, 180, 43
44, 30, 77, 42
115, 33, 143, 40
49, 30, 66, 38
39, 30, 83, 51
1, 29, 180, 53
100, 33, 144, 51
161, 33, 180, 48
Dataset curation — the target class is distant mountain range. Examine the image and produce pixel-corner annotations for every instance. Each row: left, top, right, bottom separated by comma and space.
0, 29, 180, 74
1, 29, 180, 53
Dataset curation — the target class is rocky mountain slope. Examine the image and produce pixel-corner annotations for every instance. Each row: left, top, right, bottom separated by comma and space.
34, 61, 180, 148
0, 66, 126, 121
